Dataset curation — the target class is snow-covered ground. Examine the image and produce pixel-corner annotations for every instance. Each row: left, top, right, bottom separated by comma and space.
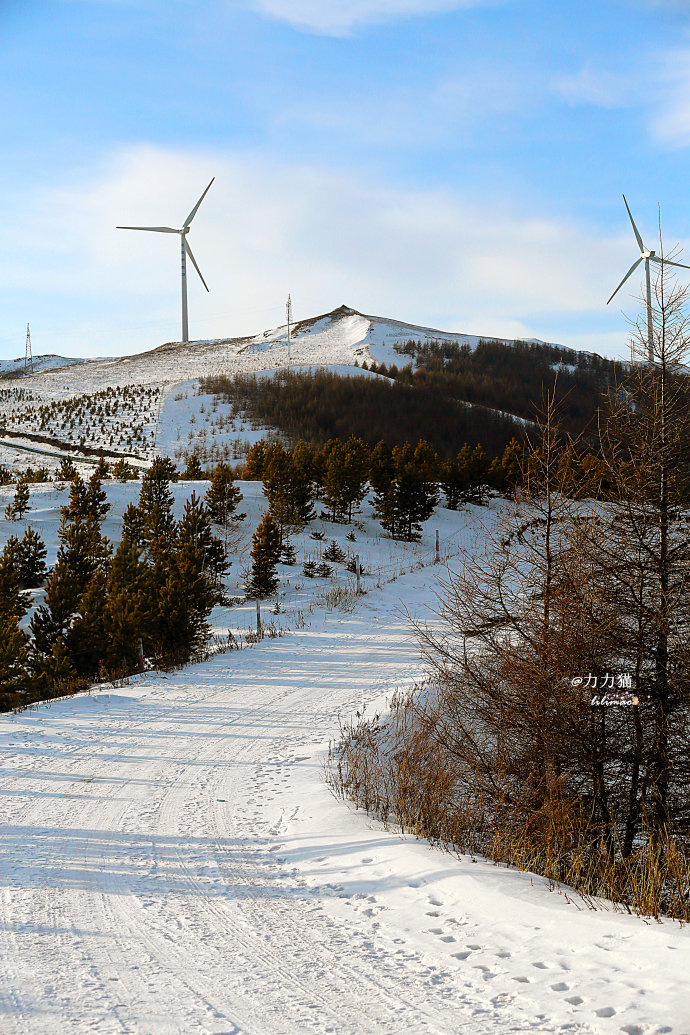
0, 482, 687, 1034
0, 355, 85, 377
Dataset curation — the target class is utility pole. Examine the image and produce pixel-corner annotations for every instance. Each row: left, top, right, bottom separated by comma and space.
286, 293, 292, 367
25, 324, 33, 374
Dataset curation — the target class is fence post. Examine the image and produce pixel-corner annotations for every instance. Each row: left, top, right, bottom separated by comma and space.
256, 599, 262, 638
137, 637, 144, 673
435, 529, 440, 564
356, 555, 361, 594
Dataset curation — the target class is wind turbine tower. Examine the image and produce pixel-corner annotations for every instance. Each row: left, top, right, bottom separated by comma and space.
25, 324, 33, 374
607, 195, 690, 363
117, 178, 214, 345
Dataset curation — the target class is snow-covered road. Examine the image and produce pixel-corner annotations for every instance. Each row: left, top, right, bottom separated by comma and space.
0, 570, 688, 1034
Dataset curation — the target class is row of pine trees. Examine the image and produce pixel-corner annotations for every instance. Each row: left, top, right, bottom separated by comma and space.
1, 458, 238, 710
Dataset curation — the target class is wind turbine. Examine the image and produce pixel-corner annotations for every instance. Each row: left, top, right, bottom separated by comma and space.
117, 177, 214, 345
607, 194, 690, 363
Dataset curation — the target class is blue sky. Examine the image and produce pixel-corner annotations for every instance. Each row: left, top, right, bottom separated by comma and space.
2, 0, 690, 360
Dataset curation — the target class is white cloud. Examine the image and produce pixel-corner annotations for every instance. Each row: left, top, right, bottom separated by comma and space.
551, 66, 632, 109
650, 47, 690, 146
250, 0, 493, 34
280, 67, 532, 148
0, 145, 653, 359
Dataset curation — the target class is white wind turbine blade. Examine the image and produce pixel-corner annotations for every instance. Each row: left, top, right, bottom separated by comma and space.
622, 195, 645, 253
116, 225, 180, 233
650, 255, 690, 271
607, 256, 643, 305
184, 177, 215, 228
184, 240, 209, 292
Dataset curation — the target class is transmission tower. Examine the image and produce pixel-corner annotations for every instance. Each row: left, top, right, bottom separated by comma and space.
286, 294, 292, 367
25, 323, 33, 374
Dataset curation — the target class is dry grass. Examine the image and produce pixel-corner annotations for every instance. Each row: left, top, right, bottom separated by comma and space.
327, 686, 690, 922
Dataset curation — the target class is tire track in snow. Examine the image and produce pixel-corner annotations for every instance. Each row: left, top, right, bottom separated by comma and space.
0, 586, 591, 1033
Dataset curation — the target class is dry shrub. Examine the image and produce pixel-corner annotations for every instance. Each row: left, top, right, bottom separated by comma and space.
327, 684, 690, 922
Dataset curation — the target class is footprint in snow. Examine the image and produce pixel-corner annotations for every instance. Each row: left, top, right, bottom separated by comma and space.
595, 1007, 616, 1018
550, 982, 569, 992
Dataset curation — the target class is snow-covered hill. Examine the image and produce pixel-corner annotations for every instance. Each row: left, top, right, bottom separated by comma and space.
0, 305, 553, 473
0, 354, 84, 377
2, 305, 553, 394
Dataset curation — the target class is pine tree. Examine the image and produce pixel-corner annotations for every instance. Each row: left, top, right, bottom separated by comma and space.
177, 492, 227, 588
138, 457, 177, 551
280, 541, 297, 565
468, 443, 488, 504
62, 474, 89, 523
205, 463, 244, 549
4, 528, 48, 588
103, 537, 150, 675
243, 440, 268, 479
245, 512, 281, 598
182, 455, 204, 480
0, 554, 27, 628
155, 542, 216, 663
35, 638, 84, 700
86, 472, 110, 522
498, 438, 524, 495
322, 437, 370, 523
0, 620, 30, 705
0, 553, 30, 704
374, 443, 439, 541
322, 440, 347, 521
368, 440, 394, 495
323, 539, 346, 563
58, 457, 77, 481
262, 444, 314, 542
31, 509, 111, 681
94, 457, 110, 480
112, 458, 136, 481
440, 457, 464, 510
5, 479, 30, 520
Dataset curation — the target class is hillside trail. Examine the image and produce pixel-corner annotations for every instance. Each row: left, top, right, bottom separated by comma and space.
0, 571, 686, 1034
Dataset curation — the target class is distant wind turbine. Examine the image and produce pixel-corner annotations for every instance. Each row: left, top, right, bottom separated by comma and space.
117, 177, 215, 345
607, 194, 690, 363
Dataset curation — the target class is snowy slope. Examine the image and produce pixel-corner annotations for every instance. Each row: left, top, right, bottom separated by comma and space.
0, 354, 84, 377
0, 485, 686, 1034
